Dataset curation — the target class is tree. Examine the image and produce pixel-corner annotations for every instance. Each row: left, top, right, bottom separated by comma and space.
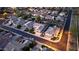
32, 17, 35, 21
15, 8, 24, 17
41, 45, 46, 48
22, 46, 30, 51
17, 13, 22, 17
16, 25, 21, 29
3, 8, 7, 12
51, 37, 59, 41
0, 29, 4, 32
22, 13, 32, 20
35, 16, 41, 23
22, 15, 28, 20
29, 41, 37, 48
29, 28, 35, 34
22, 41, 37, 51
24, 28, 29, 32
28, 13, 32, 18
3, 12, 8, 18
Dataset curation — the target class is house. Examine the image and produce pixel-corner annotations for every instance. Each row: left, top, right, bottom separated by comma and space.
4, 19, 13, 26
59, 12, 65, 16
24, 21, 34, 30
12, 17, 26, 26
33, 23, 45, 35
31, 44, 42, 51
17, 17, 26, 25
0, 33, 14, 49
52, 11, 58, 16
45, 26, 60, 39
56, 15, 64, 21
4, 36, 30, 51
45, 27, 54, 38
5, 16, 19, 27
45, 15, 53, 20
5, 16, 26, 27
